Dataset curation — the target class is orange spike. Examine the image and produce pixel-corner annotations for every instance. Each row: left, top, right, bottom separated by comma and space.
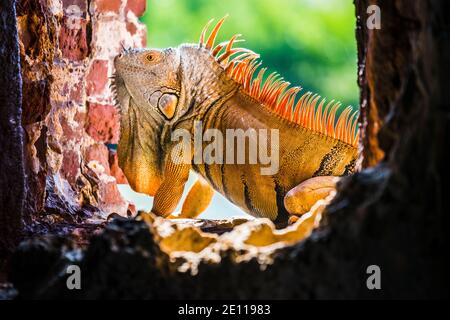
332, 103, 341, 138
217, 49, 239, 65
296, 92, 311, 124
238, 59, 251, 87
212, 43, 225, 57
225, 34, 241, 53
336, 107, 351, 140
226, 52, 256, 67
263, 77, 284, 103
276, 87, 295, 113
339, 109, 348, 140
322, 100, 334, 135
260, 72, 278, 97
308, 95, 320, 130
217, 48, 254, 64
342, 109, 351, 140
346, 108, 356, 142
307, 94, 319, 128
206, 15, 228, 49
284, 87, 300, 108
301, 93, 315, 126
328, 102, 340, 138
304, 101, 314, 128
251, 78, 261, 97
244, 60, 261, 90
284, 87, 300, 117
293, 91, 308, 122
298, 93, 310, 125
225, 61, 236, 74
199, 19, 214, 47
315, 98, 325, 132
249, 77, 258, 97
240, 58, 257, 90
237, 61, 251, 82
217, 49, 236, 64
252, 67, 266, 96
231, 61, 246, 81
259, 75, 274, 99
351, 111, 359, 143
352, 119, 359, 146
344, 107, 353, 141
264, 81, 281, 105
285, 89, 299, 120
212, 37, 244, 57
272, 81, 290, 107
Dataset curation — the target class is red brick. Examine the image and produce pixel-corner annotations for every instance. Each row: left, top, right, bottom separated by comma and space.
126, 21, 137, 36
84, 143, 111, 175
86, 60, 109, 96
94, 0, 122, 13
86, 103, 120, 143
126, 0, 146, 17
59, 16, 89, 61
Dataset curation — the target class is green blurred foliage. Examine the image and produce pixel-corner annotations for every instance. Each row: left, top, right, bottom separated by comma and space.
141, 0, 358, 108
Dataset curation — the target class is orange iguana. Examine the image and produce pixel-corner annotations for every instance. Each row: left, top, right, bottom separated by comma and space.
113, 17, 358, 226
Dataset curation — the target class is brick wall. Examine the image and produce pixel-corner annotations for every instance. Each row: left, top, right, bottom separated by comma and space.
17, 0, 147, 220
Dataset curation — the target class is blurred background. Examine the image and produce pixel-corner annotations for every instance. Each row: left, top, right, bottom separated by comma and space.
119, 0, 358, 219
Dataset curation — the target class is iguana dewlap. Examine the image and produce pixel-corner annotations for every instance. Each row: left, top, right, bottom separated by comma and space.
113, 17, 358, 225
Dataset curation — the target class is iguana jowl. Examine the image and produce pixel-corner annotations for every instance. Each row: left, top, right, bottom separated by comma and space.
113, 17, 358, 225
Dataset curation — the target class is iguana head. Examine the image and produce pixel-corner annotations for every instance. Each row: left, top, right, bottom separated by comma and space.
113, 17, 250, 118
112, 16, 247, 196
113, 47, 182, 196
114, 47, 181, 120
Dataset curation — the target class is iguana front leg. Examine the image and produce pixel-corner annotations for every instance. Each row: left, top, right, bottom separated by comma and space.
284, 176, 339, 223
151, 151, 191, 218
168, 175, 214, 219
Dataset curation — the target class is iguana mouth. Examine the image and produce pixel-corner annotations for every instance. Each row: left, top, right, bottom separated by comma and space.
111, 45, 133, 110
110, 72, 125, 110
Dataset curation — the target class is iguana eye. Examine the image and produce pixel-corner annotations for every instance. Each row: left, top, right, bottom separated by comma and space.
146, 54, 154, 62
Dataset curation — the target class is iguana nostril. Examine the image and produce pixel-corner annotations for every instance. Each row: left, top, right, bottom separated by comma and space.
114, 54, 123, 66
158, 93, 178, 120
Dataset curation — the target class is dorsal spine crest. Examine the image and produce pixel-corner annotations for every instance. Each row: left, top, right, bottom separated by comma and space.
199, 16, 359, 147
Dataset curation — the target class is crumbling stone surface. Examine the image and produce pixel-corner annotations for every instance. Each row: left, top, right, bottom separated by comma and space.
16, 0, 147, 230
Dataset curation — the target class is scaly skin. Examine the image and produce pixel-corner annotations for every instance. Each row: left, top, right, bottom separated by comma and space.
113, 25, 358, 225
188, 88, 357, 223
